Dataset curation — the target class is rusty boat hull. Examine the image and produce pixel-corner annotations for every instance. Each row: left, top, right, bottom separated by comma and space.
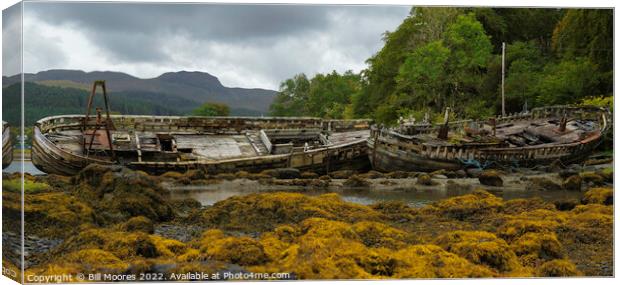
32, 115, 372, 176
368, 106, 611, 172
2, 121, 12, 169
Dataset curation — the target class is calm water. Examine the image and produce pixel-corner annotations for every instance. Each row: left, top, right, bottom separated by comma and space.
4, 161, 46, 175
5, 160, 585, 207
169, 184, 583, 208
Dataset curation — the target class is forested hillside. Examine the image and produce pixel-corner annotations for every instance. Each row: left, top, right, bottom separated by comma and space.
3, 70, 277, 117
2, 82, 185, 126
269, 8, 613, 124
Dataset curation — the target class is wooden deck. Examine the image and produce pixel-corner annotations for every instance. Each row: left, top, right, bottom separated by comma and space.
369, 105, 611, 172
32, 115, 373, 175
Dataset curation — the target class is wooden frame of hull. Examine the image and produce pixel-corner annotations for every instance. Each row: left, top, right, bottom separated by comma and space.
2, 123, 12, 169
368, 105, 611, 172
32, 115, 372, 176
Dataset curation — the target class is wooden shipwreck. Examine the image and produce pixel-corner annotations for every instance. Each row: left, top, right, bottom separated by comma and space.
368, 105, 611, 172
31, 82, 371, 176
2, 121, 12, 169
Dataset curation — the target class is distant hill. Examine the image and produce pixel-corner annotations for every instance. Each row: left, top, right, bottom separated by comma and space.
2, 69, 277, 115
2, 82, 188, 126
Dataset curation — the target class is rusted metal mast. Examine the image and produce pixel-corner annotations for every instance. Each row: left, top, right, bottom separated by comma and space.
82, 80, 116, 161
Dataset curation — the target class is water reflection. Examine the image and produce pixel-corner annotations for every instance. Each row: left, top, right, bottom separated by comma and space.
170, 184, 583, 208
3, 161, 45, 175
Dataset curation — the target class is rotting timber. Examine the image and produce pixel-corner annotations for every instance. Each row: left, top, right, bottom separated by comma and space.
2, 121, 12, 169
32, 81, 372, 176
369, 106, 611, 172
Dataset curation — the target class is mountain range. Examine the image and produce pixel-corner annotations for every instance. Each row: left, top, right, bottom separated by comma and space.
2, 69, 277, 116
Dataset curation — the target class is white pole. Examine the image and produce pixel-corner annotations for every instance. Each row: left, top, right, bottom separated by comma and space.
501, 42, 506, 117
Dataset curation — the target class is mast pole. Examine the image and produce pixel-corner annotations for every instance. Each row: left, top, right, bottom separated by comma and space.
501, 42, 506, 117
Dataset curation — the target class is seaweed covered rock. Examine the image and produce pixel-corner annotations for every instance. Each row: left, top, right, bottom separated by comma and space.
343, 175, 370, 187
385, 171, 412, 179
478, 170, 503, 186
351, 221, 410, 249
260, 168, 301, 179
434, 190, 503, 220
370, 201, 417, 222
561, 204, 613, 244
510, 232, 563, 266
359, 170, 385, 179
416, 174, 436, 186
3, 177, 95, 238
250, 218, 376, 279
497, 209, 567, 241
596, 167, 613, 183
199, 192, 383, 232
198, 229, 267, 266
328, 170, 357, 179
526, 177, 562, 191
579, 171, 605, 186
72, 165, 174, 224
170, 198, 203, 215
253, 218, 494, 279
536, 259, 582, 277
562, 175, 582, 191
119, 216, 155, 234
390, 245, 496, 278
435, 231, 523, 274
52, 227, 187, 260
300, 171, 319, 179
26, 249, 129, 278
502, 198, 555, 215
581, 187, 613, 205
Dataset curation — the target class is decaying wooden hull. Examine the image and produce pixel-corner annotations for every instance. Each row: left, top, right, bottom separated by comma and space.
2, 122, 12, 169
32, 115, 372, 176
369, 105, 611, 172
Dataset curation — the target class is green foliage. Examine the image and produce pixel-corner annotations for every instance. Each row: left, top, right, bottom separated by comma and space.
267, 8, 611, 125
580, 95, 613, 112
535, 58, 600, 105
191, 102, 230, 116
552, 9, 613, 73
269, 71, 360, 119
269, 73, 311, 117
2, 82, 184, 127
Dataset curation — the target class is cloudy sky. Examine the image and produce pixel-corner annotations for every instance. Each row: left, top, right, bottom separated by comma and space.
4, 2, 411, 90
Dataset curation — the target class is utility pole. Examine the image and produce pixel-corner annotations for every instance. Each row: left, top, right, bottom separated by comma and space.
501, 42, 506, 117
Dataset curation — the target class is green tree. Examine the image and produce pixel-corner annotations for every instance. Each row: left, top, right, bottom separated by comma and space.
269, 74, 311, 116
504, 41, 546, 112
396, 40, 450, 111
307, 71, 360, 119
552, 9, 613, 94
535, 58, 600, 105
354, 7, 460, 119
270, 71, 361, 119
191, 102, 230, 116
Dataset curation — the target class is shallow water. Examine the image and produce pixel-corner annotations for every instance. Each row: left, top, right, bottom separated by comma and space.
4, 161, 45, 175
169, 184, 583, 208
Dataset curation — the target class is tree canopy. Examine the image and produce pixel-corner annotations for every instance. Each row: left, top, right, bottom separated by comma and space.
192, 102, 230, 117
269, 8, 613, 125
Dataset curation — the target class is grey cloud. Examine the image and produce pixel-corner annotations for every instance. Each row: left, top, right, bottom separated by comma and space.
26, 3, 334, 41
3, 4, 22, 76
19, 2, 410, 89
